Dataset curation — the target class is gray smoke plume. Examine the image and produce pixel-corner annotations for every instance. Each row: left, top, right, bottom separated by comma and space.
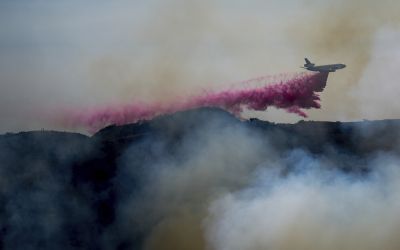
1, 109, 400, 249
1, 0, 400, 132
205, 152, 400, 250
107, 111, 400, 250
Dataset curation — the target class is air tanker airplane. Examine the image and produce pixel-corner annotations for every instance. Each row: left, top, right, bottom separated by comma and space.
302, 58, 346, 72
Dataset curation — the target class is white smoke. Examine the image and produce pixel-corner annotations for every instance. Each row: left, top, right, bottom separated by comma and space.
2, 108, 400, 249
205, 151, 400, 250
111, 111, 400, 250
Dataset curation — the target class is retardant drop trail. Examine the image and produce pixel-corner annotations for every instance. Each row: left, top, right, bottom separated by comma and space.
64, 72, 329, 132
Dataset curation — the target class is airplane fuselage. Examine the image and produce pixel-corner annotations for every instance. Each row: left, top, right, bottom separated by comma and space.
302, 58, 346, 72
305, 64, 346, 72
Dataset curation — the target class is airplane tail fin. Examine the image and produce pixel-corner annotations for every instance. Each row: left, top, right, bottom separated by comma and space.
304, 58, 314, 67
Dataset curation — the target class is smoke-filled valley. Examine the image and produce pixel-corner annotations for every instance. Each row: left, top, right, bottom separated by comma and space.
2, 108, 400, 250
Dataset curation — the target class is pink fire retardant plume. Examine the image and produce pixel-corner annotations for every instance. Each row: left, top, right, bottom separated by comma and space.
64, 72, 328, 133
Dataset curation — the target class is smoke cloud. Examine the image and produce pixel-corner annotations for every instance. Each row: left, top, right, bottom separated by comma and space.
63, 72, 328, 132
1, 0, 400, 132
205, 152, 400, 250
350, 27, 400, 120
2, 0, 400, 249
110, 112, 400, 250
2, 109, 400, 249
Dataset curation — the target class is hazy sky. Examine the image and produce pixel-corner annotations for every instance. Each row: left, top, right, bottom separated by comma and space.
1, 0, 400, 132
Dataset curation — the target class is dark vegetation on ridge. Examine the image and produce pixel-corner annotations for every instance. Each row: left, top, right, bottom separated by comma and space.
1, 108, 400, 250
